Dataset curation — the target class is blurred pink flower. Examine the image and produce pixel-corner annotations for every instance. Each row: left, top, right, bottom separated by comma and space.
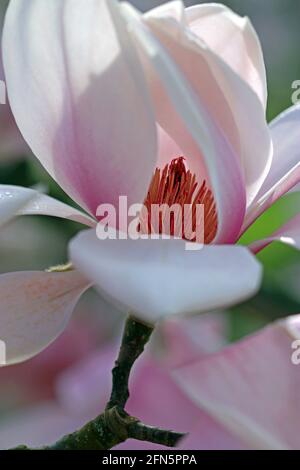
1, 314, 300, 450
0, 1, 299, 364
174, 314, 300, 450
0, 313, 244, 450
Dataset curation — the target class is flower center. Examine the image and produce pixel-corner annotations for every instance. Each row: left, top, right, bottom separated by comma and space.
138, 157, 217, 244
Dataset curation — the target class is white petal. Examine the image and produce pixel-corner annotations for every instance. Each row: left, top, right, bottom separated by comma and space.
173, 315, 300, 449
185, 3, 267, 107
140, 1, 271, 209
243, 105, 300, 231
0, 270, 90, 365
0, 185, 96, 227
69, 229, 262, 324
3, 0, 157, 215
122, 2, 247, 244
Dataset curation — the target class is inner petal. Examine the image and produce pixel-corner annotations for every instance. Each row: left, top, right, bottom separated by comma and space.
139, 157, 218, 244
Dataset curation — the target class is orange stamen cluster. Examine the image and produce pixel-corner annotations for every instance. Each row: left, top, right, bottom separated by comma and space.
139, 157, 218, 244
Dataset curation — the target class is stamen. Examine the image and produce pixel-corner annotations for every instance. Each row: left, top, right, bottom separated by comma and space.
139, 157, 218, 244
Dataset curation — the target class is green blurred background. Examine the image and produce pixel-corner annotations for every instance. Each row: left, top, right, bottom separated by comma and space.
1, 0, 300, 341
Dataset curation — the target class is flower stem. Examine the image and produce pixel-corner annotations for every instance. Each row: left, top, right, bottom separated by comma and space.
12, 316, 186, 450
107, 315, 154, 410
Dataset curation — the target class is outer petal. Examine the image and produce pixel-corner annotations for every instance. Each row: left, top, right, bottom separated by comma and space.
173, 315, 300, 449
0, 270, 90, 365
69, 229, 262, 324
243, 105, 300, 232
0, 185, 96, 227
186, 3, 267, 107
3, 0, 157, 215
122, 2, 246, 243
140, 1, 271, 211
249, 211, 300, 254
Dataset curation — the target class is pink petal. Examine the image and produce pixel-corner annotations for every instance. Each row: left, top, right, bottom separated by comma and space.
0, 270, 90, 365
121, 3, 247, 243
3, 0, 157, 215
69, 229, 262, 324
174, 315, 300, 449
249, 212, 300, 254
0, 185, 96, 227
243, 105, 300, 232
186, 3, 267, 107
141, 2, 271, 211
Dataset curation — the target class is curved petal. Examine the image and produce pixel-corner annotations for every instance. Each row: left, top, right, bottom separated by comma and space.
69, 229, 262, 324
0, 185, 96, 227
157, 125, 208, 180
141, 1, 271, 210
0, 270, 90, 365
3, 0, 157, 215
121, 3, 246, 243
249, 211, 300, 254
173, 315, 300, 450
243, 105, 300, 232
185, 3, 267, 108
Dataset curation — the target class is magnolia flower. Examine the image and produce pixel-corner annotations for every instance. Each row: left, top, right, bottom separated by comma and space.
0, 0, 300, 364
0, 0, 29, 160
